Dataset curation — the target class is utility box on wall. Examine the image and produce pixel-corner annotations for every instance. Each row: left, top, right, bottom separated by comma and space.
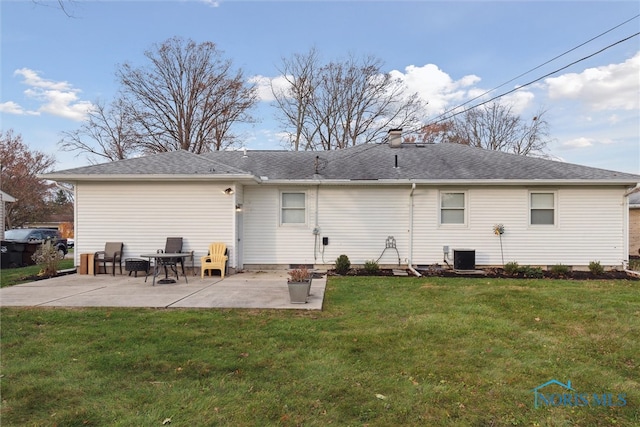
453, 249, 475, 270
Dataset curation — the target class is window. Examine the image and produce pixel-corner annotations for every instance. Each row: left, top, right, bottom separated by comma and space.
281, 192, 306, 224
440, 192, 466, 224
530, 192, 555, 225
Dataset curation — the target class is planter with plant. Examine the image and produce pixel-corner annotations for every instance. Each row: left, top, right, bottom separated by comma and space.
287, 267, 312, 304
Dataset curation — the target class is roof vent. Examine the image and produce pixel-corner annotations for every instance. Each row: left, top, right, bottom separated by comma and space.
388, 128, 402, 148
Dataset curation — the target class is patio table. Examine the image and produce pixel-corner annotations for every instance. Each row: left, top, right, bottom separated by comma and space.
140, 253, 191, 286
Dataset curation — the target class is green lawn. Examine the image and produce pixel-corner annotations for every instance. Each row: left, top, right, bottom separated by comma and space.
0, 259, 75, 288
1, 276, 638, 426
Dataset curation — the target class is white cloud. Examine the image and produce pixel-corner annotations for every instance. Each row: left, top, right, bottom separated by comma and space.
199, 0, 220, 7
0, 101, 39, 116
249, 75, 280, 102
545, 52, 640, 111
390, 64, 481, 115
500, 90, 535, 115
10, 68, 94, 121
607, 114, 620, 125
561, 137, 594, 149
251, 63, 539, 120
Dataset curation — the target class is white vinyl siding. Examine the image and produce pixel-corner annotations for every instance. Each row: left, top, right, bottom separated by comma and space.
243, 186, 314, 264
241, 184, 628, 268
74, 181, 237, 268
411, 186, 628, 268
243, 185, 409, 266
75, 181, 631, 271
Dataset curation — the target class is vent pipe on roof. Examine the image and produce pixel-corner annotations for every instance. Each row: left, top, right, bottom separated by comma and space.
388, 128, 402, 148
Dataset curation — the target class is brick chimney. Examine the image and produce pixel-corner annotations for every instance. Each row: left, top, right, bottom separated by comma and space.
388, 128, 402, 148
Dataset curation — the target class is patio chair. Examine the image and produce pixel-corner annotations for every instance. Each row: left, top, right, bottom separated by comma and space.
157, 237, 186, 277
201, 242, 228, 279
94, 242, 124, 276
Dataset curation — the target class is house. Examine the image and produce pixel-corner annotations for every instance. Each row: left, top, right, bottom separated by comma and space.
629, 189, 640, 258
41, 129, 640, 274
1, 190, 17, 240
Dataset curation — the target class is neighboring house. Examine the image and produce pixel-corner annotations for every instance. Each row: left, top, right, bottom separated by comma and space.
1, 190, 17, 240
629, 190, 640, 257
26, 214, 74, 229
41, 130, 640, 273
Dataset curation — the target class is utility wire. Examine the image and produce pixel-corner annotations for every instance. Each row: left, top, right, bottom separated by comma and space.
426, 14, 640, 126
399, 15, 640, 139
424, 31, 639, 127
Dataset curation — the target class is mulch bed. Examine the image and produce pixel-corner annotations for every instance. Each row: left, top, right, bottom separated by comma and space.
328, 266, 639, 280
18, 268, 77, 283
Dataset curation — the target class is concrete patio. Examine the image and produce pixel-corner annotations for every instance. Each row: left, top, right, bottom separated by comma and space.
0, 270, 326, 310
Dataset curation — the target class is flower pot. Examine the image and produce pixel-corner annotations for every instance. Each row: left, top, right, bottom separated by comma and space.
288, 280, 311, 304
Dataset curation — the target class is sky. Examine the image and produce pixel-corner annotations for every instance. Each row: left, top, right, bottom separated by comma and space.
1, 0, 639, 174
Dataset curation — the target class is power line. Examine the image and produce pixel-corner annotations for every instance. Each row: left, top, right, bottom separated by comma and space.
425, 31, 639, 127
402, 15, 640, 138
428, 14, 640, 126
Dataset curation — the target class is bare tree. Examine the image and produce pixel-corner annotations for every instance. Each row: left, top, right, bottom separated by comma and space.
271, 47, 319, 151
32, 0, 78, 17
406, 122, 453, 144
0, 130, 56, 229
273, 49, 425, 151
446, 102, 551, 156
117, 37, 257, 154
58, 98, 140, 163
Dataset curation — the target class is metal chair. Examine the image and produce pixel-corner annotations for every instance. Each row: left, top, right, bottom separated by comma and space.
94, 242, 124, 275
157, 237, 185, 278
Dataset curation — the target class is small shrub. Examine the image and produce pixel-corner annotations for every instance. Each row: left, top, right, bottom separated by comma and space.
335, 254, 351, 275
520, 266, 544, 279
31, 241, 62, 277
363, 260, 379, 275
504, 261, 519, 276
288, 267, 311, 282
549, 264, 571, 277
589, 261, 605, 275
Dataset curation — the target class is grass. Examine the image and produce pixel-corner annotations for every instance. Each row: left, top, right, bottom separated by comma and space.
0, 259, 75, 288
1, 276, 639, 426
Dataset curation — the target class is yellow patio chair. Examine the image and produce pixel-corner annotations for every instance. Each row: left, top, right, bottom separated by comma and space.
201, 243, 228, 279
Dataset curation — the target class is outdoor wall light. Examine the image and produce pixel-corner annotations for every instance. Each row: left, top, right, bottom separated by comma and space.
223, 188, 234, 195
235, 204, 243, 212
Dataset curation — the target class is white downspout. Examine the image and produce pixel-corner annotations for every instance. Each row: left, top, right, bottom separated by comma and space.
622, 185, 638, 271
408, 183, 421, 277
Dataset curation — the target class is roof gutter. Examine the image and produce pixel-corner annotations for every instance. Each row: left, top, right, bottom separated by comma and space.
37, 173, 262, 184
259, 178, 640, 186
624, 184, 640, 197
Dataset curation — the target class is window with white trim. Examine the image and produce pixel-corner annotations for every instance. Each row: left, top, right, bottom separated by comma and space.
440, 191, 466, 224
281, 192, 306, 225
530, 192, 555, 225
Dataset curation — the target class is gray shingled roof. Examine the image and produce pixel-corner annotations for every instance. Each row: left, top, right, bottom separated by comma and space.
42, 143, 640, 184
44, 150, 250, 177
202, 143, 640, 182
